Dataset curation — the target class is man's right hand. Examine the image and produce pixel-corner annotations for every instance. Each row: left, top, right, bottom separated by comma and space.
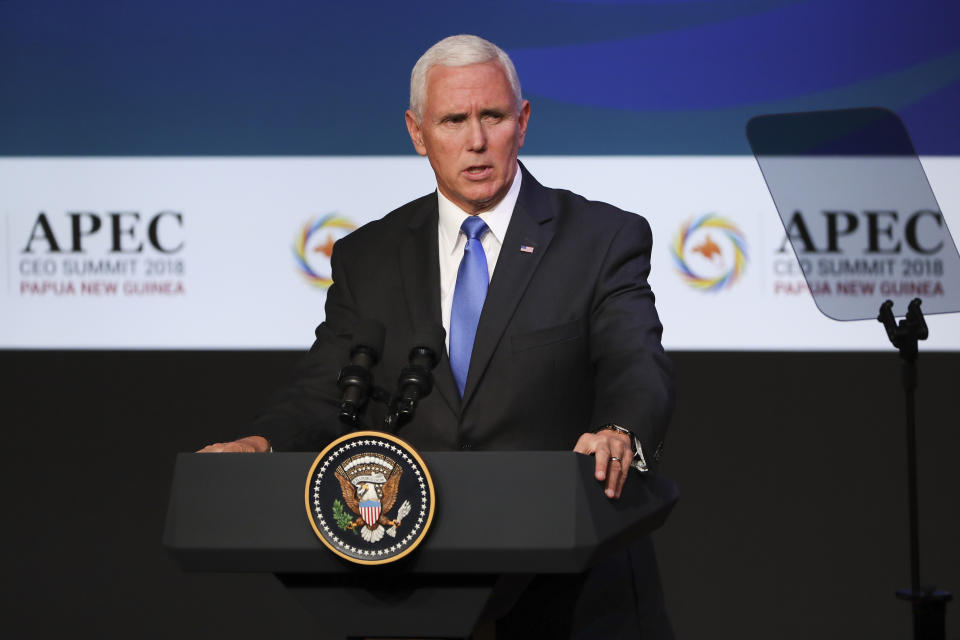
196, 435, 270, 453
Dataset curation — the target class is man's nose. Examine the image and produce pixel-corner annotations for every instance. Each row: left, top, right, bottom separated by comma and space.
466, 117, 487, 151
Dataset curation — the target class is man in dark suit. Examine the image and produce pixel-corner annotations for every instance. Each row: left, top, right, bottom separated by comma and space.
201, 34, 674, 638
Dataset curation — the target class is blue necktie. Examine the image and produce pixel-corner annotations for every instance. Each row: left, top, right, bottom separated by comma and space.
450, 216, 490, 397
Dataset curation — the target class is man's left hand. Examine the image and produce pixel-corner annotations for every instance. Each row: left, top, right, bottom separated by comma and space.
574, 430, 633, 499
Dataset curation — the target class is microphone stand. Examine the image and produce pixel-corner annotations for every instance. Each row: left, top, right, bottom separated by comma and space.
338, 326, 443, 434
382, 345, 438, 432
878, 298, 952, 640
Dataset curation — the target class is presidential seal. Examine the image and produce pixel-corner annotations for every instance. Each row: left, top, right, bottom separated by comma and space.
305, 430, 436, 565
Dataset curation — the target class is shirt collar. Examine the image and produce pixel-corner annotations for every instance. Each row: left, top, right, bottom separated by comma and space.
437, 163, 522, 256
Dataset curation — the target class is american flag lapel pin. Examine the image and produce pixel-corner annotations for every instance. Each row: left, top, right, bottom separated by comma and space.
520, 244, 535, 254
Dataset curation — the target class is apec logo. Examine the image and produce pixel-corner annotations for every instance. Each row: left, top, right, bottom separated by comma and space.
293, 213, 356, 288
670, 214, 748, 292
16, 210, 187, 297
771, 208, 950, 298
22, 210, 184, 255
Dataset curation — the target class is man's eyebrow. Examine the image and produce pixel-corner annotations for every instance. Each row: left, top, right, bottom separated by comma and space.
438, 111, 468, 122
479, 108, 505, 117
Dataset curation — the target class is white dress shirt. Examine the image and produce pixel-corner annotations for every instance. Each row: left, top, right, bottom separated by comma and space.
437, 165, 522, 353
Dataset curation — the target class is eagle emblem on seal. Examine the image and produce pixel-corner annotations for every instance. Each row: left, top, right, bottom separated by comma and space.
306, 431, 435, 564
334, 453, 412, 543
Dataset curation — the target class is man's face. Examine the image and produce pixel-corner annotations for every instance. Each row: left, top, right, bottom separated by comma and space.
405, 62, 530, 214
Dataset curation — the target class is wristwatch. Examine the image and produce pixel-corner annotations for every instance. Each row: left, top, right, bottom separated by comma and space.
597, 424, 649, 473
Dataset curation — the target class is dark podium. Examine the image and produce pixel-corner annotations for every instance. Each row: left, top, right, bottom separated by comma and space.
164, 451, 678, 639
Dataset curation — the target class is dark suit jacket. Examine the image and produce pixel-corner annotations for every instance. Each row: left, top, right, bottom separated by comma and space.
253, 164, 675, 638
255, 164, 673, 456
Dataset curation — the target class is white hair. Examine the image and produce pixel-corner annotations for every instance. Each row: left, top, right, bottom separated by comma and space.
409, 34, 523, 122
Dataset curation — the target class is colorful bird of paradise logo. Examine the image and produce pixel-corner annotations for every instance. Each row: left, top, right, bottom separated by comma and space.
293, 213, 356, 288
670, 214, 748, 292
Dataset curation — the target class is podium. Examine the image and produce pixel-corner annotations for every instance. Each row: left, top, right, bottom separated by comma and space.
164, 451, 678, 638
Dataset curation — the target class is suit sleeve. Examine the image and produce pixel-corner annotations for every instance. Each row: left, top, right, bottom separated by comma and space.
247, 241, 359, 451
588, 212, 675, 468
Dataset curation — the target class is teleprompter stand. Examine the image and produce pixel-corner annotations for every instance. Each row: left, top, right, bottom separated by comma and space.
163, 451, 678, 639
879, 299, 953, 640
748, 107, 960, 639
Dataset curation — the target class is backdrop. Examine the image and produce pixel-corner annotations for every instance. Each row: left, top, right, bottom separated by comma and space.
2, 1, 958, 637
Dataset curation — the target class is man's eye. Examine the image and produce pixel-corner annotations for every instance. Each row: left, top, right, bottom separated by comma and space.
482, 113, 504, 123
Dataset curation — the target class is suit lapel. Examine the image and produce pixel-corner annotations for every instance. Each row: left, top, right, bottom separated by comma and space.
462, 167, 556, 407
398, 197, 460, 415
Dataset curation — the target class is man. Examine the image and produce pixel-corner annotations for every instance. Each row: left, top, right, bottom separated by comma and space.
201, 34, 674, 638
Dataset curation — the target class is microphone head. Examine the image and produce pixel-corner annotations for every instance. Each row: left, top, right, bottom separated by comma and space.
409, 324, 446, 369
351, 318, 386, 361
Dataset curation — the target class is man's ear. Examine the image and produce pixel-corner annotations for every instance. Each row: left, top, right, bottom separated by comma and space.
405, 110, 427, 157
517, 99, 531, 148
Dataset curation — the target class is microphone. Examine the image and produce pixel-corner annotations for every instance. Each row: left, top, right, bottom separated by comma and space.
384, 325, 445, 430
337, 318, 386, 427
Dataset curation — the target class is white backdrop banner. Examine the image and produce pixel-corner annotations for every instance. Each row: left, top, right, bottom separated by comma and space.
2, 156, 959, 350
